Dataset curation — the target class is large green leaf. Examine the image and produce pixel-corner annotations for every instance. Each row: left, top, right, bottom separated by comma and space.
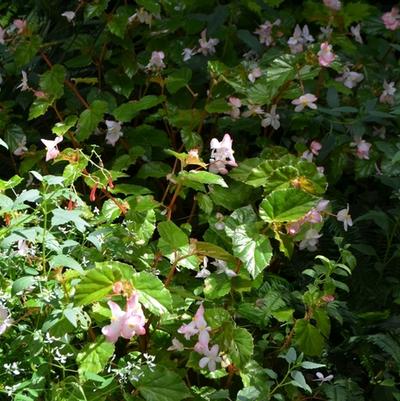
113, 96, 165, 122
40, 64, 66, 99
223, 326, 254, 369
178, 171, 228, 188
158, 221, 188, 250
136, 366, 191, 401
293, 319, 325, 356
259, 188, 317, 223
131, 271, 172, 315
76, 337, 115, 382
77, 100, 108, 141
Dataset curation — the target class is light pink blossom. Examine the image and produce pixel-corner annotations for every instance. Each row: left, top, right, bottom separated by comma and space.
198, 29, 219, 56
182, 48, 196, 61
299, 229, 322, 251
102, 293, 146, 343
227, 97, 241, 119
209, 133, 238, 175
292, 93, 318, 112
350, 24, 363, 44
382, 8, 400, 31
261, 105, 280, 130
13, 19, 27, 34
167, 338, 185, 352
323, 0, 341, 11
0, 27, 5, 44
336, 204, 353, 231
288, 25, 314, 54
379, 80, 396, 105
310, 141, 322, 155
199, 344, 222, 372
314, 372, 334, 383
41, 136, 63, 161
105, 120, 123, 146
336, 69, 363, 89
318, 42, 335, 67
248, 67, 262, 83
355, 140, 371, 160
146, 51, 165, 70
254, 19, 281, 46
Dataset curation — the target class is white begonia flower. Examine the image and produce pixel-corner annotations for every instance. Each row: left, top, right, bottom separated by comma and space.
248, 67, 262, 83
199, 344, 222, 372
288, 25, 314, 54
379, 80, 396, 105
314, 371, 334, 383
198, 29, 219, 56
336, 69, 364, 88
254, 19, 280, 46
336, 204, 353, 231
209, 133, 238, 175
261, 104, 280, 129
0, 305, 13, 335
291, 93, 318, 112
41, 136, 63, 161
167, 338, 185, 352
212, 259, 237, 277
350, 24, 363, 44
299, 229, 322, 252
61, 11, 76, 23
105, 120, 123, 146
182, 48, 196, 62
129, 8, 153, 25
16, 70, 29, 91
241, 104, 264, 118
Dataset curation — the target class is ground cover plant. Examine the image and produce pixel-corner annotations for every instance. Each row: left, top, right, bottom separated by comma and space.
0, 0, 400, 400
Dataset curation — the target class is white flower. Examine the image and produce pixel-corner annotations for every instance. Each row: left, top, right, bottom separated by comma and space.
314, 371, 334, 383
241, 104, 264, 118
41, 136, 63, 161
0, 27, 5, 44
380, 80, 396, 105
105, 120, 123, 146
182, 48, 196, 62
16, 70, 29, 91
209, 133, 238, 175
129, 8, 153, 25
254, 19, 280, 46
261, 105, 280, 129
14, 135, 27, 156
146, 51, 165, 70
17, 239, 29, 256
61, 11, 76, 23
336, 69, 363, 88
198, 29, 219, 56
227, 97, 241, 119
199, 344, 222, 372
212, 259, 237, 277
350, 24, 363, 44
299, 229, 322, 252
248, 67, 262, 83
291, 93, 318, 112
323, 0, 341, 11
167, 338, 184, 351
288, 25, 314, 54
0, 305, 13, 335
336, 204, 353, 231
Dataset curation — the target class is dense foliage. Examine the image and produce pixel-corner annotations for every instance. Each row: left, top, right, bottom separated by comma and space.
0, 0, 400, 400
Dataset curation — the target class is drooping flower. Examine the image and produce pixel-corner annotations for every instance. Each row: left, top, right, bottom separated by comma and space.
41, 136, 63, 161
350, 24, 363, 44
254, 19, 281, 46
198, 29, 219, 56
61, 11, 76, 23
323, 0, 341, 11
261, 105, 280, 130
13, 19, 27, 34
102, 292, 146, 343
105, 120, 123, 146
336, 204, 353, 231
196, 256, 211, 278
167, 338, 185, 352
14, 135, 27, 156
382, 8, 400, 31
336, 69, 364, 89
209, 133, 238, 175
199, 344, 222, 372
379, 80, 396, 105
146, 51, 165, 70
292, 93, 318, 112
182, 48, 196, 62
0, 305, 13, 335
299, 229, 322, 251
16, 70, 29, 91
248, 67, 262, 83
318, 42, 336, 67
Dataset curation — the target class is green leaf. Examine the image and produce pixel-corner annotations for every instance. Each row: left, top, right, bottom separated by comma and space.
137, 161, 171, 179
50, 255, 83, 273
230, 225, 272, 279
136, 366, 191, 401
178, 171, 228, 188
158, 221, 188, 250
204, 275, 232, 299
131, 271, 172, 315
228, 327, 254, 368
294, 319, 325, 356
76, 337, 115, 382
28, 98, 52, 120
52, 115, 78, 135
113, 96, 165, 122
195, 242, 236, 263
165, 69, 192, 94
76, 100, 108, 141
40, 64, 66, 99
259, 188, 317, 223
0, 175, 23, 191
236, 387, 261, 401
290, 370, 312, 393
107, 6, 130, 38
51, 209, 89, 233
301, 361, 326, 369
205, 99, 231, 113
136, 0, 161, 14
12, 276, 36, 295
14, 35, 41, 66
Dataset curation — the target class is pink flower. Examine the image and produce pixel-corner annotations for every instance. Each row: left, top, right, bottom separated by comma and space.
102, 293, 146, 343
299, 229, 322, 251
198, 29, 219, 56
318, 42, 335, 67
0, 27, 5, 44
304, 209, 323, 224
351, 138, 371, 160
382, 8, 400, 31
199, 344, 222, 372
336, 69, 363, 89
168, 338, 185, 352
288, 25, 314, 54
292, 93, 318, 112
248, 67, 262, 83
105, 120, 123, 146
379, 80, 396, 105
254, 19, 280, 46
146, 51, 165, 70
41, 136, 63, 161
323, 0, 341, 11
321, 294, 335, 303
182, 48, 195, 61
336, 204, 353, 231
310, 140, 322, 155
13, 19, 27, 34
227, 97, 241, 119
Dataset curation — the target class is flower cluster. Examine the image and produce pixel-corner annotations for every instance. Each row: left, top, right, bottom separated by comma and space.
254, 19, 281, 47
382, 7, 400, 31
288, 25, 314, 54
102, 292, 146, 343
